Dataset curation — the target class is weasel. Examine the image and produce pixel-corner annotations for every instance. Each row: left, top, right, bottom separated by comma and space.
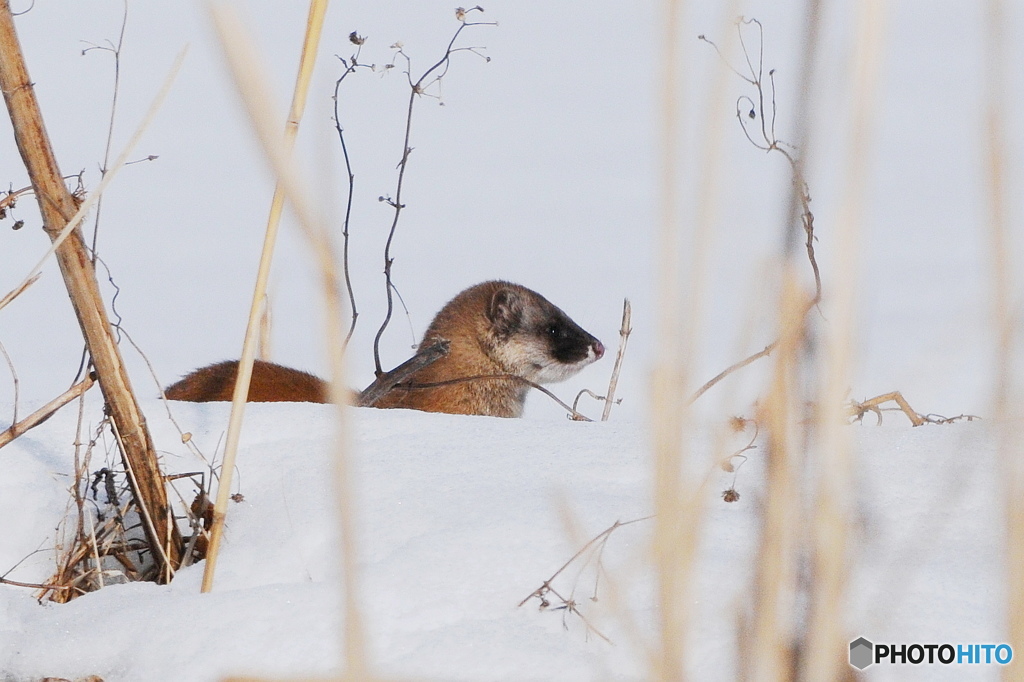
164, 281, 604, 417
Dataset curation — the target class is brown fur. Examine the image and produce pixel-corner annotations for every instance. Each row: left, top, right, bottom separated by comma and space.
164, 359, 328, 403
165, 281, 603, 417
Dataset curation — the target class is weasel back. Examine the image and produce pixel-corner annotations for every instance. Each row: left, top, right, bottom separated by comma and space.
164, 360, 328, 403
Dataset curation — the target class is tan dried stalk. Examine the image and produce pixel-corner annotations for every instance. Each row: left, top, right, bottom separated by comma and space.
983, 2, 1024, 681
208, 2, 368, 677
802, 0, 886, 678
201, 0, 329, 596
747, 274, 804, 682
0, 3, 184, 575
601, 299, 631, 421
0, 374, 95, 449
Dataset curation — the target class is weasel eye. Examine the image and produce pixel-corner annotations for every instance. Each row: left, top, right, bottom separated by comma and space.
547, 324, 559, 337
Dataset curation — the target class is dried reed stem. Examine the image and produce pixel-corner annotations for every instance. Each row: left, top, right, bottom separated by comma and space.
0, 374, 94, 449
984, 2, 1023, 680
749, 273, 804, 682
0, 45, 186, 315
202, 0, 329, 595
0, 339, 19, 424
0, 3, 185, 575
650, 0, 686, 675
601, 299, 631, 421
208, 4, 368, 677
803, 1, 885, 677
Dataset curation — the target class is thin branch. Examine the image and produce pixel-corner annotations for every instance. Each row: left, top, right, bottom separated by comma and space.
602, 298, 632, 421
0, 374, 95, 450
518, 515, 654, 608
356, 338, 449, 406
392, 373, 593, 421
572, 388, 607, 415
0, 339, 19, 424
372, 8, 495, 376
83, 0, 128, 262
692, 17, 824, 402
691, 342, 776, 403
0, 576, 69, 591
332, 46, 370, 349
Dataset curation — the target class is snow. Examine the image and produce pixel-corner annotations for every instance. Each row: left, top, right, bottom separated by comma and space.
0, 0, 1022, 680
0, 403, 1008, 681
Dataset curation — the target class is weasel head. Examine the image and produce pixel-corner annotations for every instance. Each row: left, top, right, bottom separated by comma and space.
483, 283, 605, 384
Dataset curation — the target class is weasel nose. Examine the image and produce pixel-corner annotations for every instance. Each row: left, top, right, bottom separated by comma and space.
593, 340, 605, 360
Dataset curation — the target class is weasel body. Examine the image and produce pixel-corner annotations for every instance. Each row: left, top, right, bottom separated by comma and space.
164, 281, 604, 417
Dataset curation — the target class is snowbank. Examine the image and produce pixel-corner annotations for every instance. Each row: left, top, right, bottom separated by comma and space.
0, 401, 1005, 681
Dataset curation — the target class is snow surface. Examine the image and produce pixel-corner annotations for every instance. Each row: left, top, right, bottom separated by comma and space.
0, 402, 1008, 681
0, 0, 1022, 680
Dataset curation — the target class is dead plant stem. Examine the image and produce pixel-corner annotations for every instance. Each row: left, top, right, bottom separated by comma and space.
0, 374, 94, 450
372, 9, 494, 375
601, 298, 631, 421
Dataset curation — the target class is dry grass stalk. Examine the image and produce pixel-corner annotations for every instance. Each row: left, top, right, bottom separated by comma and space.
847, 391, 924, 426
803, 1, 886, 677
202, 0, 329, 596
650, 0, 745, 675
0, 4, 184, 575
356, 339, 449, 407
0, 46, 186, 316
0, 338, 19, 424
747, 272, 805, 682
0, 374, 95, 449
208, 2, 368, 677
983, 2, 1024, 680
371, 8, 495, 377
650, 0, 687, 673
601, 299, 631, 421
257, 293, 272, 361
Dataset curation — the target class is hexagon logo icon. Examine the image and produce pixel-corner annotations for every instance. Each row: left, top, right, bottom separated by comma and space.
849, 637, 874, 670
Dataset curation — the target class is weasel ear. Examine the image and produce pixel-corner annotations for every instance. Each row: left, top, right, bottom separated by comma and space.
487, 287, 524, 335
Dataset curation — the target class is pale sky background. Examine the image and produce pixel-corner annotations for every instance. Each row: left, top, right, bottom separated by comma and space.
0, 0, 1021, 422
1, 3, 1023, 680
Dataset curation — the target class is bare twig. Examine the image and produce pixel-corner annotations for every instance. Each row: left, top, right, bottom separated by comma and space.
602, 298, 632, 421
82, 0, 128, 261
0, 576, 70, 591
0, 374, 95, 449
0, 182, 33, 214
518, 515, 652, 642
847, 391, 925, 427
357, 338, 449, 406
0, 339, 19, 424
691, 18, 825, 404
572, 388, 609, 416
372, 7, 495, 375
332, 46, 372, 349
391, 373, 593, 421
692, 342, 776, 403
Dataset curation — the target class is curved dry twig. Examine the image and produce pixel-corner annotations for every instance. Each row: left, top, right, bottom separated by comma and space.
371, 8, 496, 375
693, 17, 823, 401
389, 372, 592, 421
0, 374, 95, 450
332, 45, 372, 349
